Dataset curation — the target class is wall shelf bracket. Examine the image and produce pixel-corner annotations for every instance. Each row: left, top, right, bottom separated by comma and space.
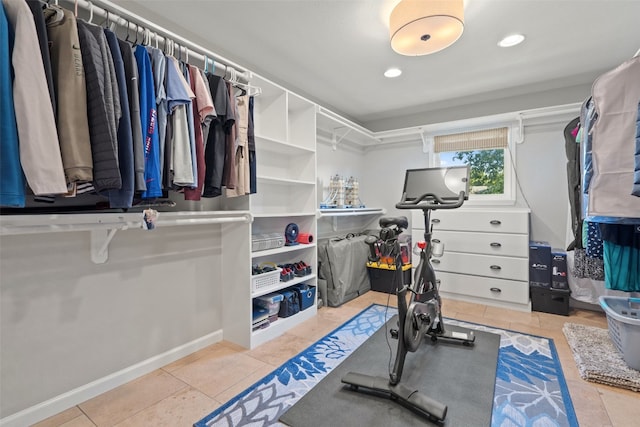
91, 228, 121, 264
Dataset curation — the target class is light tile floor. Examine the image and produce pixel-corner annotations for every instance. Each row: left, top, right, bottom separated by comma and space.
33, 292, 640, 427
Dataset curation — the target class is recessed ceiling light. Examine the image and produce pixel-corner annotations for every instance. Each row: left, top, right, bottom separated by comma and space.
384, 67, 402, 78
498, 34, 525, 48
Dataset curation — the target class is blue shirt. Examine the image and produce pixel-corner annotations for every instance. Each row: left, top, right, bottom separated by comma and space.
0, 1, 25, 207
134, 46, 162, 198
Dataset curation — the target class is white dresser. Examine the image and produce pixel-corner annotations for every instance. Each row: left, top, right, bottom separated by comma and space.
411, 207, 531, 311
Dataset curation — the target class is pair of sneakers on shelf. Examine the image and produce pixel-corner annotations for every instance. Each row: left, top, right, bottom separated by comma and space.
252, 264, 278, 276
279, 261, 312, 281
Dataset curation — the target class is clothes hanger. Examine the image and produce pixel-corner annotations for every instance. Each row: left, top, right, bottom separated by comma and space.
133, 24, 140, 45
125, 20, 133, 42
87, 1, 93, 24
44, 0, 65, 22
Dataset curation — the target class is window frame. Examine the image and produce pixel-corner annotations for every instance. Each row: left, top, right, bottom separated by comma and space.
428, 125, 517, 205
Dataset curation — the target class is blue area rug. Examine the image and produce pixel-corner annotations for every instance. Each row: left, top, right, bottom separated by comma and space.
194, 304, 577, 427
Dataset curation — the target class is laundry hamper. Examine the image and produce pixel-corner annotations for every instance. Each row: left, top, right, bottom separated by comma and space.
599, 296, 640, 371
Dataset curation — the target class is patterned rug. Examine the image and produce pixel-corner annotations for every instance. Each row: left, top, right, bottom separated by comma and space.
563, 322, 640, 392
195, 304, 577, 427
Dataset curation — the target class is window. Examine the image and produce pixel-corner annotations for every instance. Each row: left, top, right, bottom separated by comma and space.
431, 127, 515, 203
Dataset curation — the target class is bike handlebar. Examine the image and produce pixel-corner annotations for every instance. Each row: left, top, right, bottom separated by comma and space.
395, 191, 466, 211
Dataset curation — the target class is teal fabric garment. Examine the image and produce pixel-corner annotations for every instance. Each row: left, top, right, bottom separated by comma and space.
0, 0, 26, 207
603, 242, 640, 291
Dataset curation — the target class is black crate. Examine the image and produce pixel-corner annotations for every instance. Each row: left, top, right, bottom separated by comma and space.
530, 286, 571, 316
367, 263, 412, 294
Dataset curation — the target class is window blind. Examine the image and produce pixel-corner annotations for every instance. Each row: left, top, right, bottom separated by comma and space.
434, 127, 508, 153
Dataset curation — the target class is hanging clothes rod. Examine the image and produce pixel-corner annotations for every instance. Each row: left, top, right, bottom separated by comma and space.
58, 0, 251, 82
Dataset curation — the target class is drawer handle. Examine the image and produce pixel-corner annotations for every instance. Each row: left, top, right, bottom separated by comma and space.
489, 220, 502, 225
432, 219, 441, 224
490, 242, 502, 248
490, 287, 502, 293
432, 259, 441, 264
490, 265, 502, 270
432, 239, 441, 243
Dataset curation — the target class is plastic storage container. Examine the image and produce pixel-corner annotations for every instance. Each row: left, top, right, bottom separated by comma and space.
254, 293, 284, 318
599, 296, 640, 370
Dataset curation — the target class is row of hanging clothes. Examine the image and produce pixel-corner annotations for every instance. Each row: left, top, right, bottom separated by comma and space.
564, 51, 640, 291
1, 0, 259, 210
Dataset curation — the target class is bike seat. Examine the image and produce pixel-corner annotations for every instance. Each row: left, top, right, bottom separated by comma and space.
379, 216, 408, 230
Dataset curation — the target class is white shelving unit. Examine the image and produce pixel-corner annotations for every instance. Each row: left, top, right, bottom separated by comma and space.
223, 75, 318, 349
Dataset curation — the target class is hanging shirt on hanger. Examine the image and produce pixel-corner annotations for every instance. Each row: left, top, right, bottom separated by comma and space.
182, 61, 198, 189
0, 0, 25, 207
119, 39, 146, 192
183, 64, 214, 201
3, 0, 67, 196
165, 55, 194, 188
203, 75, 233, 197
105, 28, 134, 208
134, 45, 162, 198
225, 92, 248, 198
198, 68, 216, 145
248, 95, 257, 194
77, 19, 121, 191
44, 6, 93, 185
145, 46, 168, 183
26, 0, 56, 115
223, 81, 238, 192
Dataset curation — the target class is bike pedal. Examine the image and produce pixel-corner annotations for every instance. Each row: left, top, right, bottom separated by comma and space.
390, 328, 399, 339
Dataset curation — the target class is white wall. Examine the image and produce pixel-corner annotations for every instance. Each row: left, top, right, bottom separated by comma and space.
515, 121, 573, 249
320, 117, 574, 250
316, 140, 367, 206
0, 226, 224, 419
359, 141, 428, 220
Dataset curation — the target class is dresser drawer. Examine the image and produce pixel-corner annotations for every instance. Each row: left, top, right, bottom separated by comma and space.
431, 251, 529, 281
430, 209, 529, 234
437, 271, 530, 305
432, 230, 529, 258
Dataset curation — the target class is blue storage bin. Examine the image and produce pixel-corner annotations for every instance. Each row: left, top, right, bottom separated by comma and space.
278, 290, 300, 318
293, 284, 316, 311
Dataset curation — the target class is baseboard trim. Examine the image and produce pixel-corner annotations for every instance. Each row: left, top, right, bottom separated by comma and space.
0, 329, 223, 427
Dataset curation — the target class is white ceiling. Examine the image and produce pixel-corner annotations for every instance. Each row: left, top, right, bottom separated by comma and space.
117, 0, 640, 131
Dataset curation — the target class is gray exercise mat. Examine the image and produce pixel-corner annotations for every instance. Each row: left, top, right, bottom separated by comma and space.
280, 315, 500, 426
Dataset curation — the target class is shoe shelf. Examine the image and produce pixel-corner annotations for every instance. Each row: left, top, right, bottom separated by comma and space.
251, 274, 317, 298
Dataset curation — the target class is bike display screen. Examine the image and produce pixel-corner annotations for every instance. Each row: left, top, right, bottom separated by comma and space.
401, 166, 469, 201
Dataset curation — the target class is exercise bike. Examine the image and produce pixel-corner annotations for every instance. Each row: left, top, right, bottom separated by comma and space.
341, 166, 475, 422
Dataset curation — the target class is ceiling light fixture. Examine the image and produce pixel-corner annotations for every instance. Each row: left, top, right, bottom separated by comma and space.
389, 0, 464, 56
384, 67, 402, 78
498, 34, 525, 48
